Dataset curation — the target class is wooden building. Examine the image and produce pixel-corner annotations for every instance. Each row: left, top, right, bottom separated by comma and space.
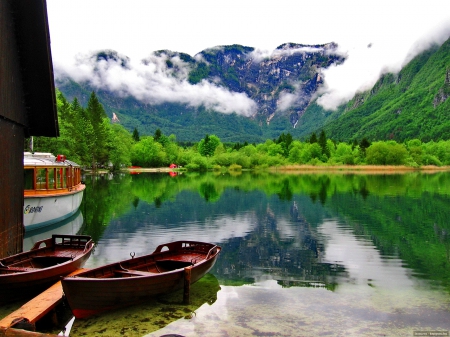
0, 0, 58, 258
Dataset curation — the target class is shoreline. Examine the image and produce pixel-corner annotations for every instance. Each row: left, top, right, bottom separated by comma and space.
121, 165, 450, 175
270, 164, 450, 174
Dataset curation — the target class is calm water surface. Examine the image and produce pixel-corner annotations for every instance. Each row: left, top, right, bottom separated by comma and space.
11, 171, 450, 336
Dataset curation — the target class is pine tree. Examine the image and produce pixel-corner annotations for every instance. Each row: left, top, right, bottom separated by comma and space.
132, 128, 140, 142
318, 130, 330, 157
86, 91, 110, 168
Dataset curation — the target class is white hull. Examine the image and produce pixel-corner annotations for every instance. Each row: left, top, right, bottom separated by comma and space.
23, 187, 85, 231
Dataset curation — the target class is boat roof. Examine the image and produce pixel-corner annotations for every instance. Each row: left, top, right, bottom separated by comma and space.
24, 152, 81, 167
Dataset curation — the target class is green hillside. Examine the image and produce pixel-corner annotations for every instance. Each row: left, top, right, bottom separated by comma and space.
56, 38, 450, 142
310, 38, 450, 142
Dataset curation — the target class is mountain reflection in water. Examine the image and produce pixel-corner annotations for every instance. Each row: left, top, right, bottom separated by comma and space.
47, 171, 450, 336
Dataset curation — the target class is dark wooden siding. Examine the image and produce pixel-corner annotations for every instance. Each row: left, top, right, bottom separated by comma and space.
1, 0, 59, 257
0, 124, 25, 258
0, 0, 26, 257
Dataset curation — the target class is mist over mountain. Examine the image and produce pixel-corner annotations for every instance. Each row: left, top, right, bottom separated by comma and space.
55, 37, 450, 142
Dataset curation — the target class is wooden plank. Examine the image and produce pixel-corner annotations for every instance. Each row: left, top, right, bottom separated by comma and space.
0, 269, 87, 328
0, 327, 58, 336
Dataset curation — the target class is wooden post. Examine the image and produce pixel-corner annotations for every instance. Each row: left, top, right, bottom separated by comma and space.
183, 266, 192, 304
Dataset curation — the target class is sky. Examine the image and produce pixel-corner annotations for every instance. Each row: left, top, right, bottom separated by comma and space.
46, 0, 450, 113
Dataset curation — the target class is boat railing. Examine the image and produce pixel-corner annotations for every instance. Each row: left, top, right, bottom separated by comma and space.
52, 235, 93, 251
205, 245, 220, 260
24, 166, 83, 192
153, 241, 218, 255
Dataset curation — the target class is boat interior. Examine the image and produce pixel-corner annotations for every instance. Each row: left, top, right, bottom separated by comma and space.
0, 256, 74, 274
0, 235, 93, 274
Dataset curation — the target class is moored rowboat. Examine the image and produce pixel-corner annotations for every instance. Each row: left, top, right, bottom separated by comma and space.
61, 241, 221, 318
0, 234, 94, 304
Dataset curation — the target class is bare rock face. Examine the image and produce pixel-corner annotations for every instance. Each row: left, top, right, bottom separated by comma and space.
192, 43, 344, 126
433, 69, 450, 108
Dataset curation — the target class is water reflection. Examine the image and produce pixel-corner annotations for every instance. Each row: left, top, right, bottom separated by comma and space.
69, 274, 220, 336
23, 210, 84, 251
67, 171, 450, 335
79, 171, 450, 292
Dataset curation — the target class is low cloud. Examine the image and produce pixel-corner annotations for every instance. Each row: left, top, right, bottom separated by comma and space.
317, 24, 450, 111
54, 51, 258, 117
249, 45, 328, 63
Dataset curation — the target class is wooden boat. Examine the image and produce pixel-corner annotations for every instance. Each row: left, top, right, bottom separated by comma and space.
62, 241, 221, 319
24, 152, 86, 231
0, 234, 94, 304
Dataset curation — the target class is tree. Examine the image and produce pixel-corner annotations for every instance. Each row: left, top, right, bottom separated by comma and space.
131, 137, 167, 167
132, 128, 140, 142
318, 130, 330, 158
154, 129, 162, 142
86, 91, 110, 168
109, 124, 133, 170
198, 134, 221, 157
310, 132, 318, 144
359, 138, 371, 156
366, 141, 408, 165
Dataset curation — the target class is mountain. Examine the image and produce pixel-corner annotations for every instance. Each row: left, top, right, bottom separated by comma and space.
304, 37, 450, 142
55, 38, 450, 143
55, 43, 343, 142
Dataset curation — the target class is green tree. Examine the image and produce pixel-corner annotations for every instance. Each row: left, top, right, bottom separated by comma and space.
366, 141, 408, 165
154, 129, 162, 142
109, 124, 133, 170
132, 128, 140, 142
318, 130, 330, 158
198, 134, 221, 157
310, 132, 318, 144
131, 137, 167, 167
86, 91, 110, 168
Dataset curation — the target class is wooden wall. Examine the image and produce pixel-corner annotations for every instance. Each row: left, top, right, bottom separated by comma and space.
0, 1, 27, 257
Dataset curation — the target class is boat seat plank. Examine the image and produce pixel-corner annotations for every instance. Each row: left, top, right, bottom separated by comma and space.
114, 270, 157, 277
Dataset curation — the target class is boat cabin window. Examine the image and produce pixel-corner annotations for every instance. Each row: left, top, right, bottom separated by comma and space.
24, 167, 82, 191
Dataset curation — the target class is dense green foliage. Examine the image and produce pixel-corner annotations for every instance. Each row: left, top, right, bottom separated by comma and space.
28, 90, 133, 170
29, 91, 450, 171
55, 38, 450, 143
309, 38, 450, 142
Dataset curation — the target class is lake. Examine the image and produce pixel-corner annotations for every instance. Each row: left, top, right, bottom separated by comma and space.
10, 171, 450, 336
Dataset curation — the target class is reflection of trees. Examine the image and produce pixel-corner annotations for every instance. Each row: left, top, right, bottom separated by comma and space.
80, 173, 134, 243
199, 182, 220, 202
212, 202, 346, 289
277, 179, 293, 201
120, 171, 450, 210
332, 192, 450, 293
81, 171, 450, 292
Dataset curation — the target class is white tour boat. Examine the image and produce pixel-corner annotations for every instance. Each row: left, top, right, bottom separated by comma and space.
23, 152, 86, 231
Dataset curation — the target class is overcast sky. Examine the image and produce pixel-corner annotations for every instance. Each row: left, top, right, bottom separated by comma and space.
46, 0, 450, 112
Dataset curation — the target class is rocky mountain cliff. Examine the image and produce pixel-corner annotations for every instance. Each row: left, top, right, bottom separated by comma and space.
56, 37, 450, 142
56, 43, 344, 141
188, 43, 343, 126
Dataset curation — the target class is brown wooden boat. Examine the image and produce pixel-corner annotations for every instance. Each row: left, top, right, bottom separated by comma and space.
0, 234, 94, 304
61, 241, 221, 319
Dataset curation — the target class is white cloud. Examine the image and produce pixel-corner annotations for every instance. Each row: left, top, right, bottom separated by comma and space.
48, 0, 450, 115
55, 51, 258, 117
317, 20, 450, 110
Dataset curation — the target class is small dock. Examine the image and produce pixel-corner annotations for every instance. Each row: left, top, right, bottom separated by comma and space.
0, 269, 86, 336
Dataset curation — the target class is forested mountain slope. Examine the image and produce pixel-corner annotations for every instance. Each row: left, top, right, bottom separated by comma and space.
56, 38, 450, 142
311, 37, 450, 142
